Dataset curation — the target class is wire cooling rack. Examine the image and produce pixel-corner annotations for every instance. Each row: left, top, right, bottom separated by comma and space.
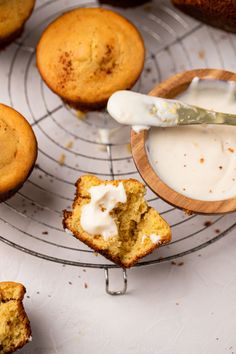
1, 0, 236, 294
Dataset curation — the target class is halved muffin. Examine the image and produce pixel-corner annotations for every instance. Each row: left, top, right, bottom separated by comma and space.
63, 175, 171, 268
0, 282, 31, 353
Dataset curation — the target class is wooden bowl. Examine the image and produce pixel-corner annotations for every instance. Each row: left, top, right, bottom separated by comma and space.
131, 69, 236, 214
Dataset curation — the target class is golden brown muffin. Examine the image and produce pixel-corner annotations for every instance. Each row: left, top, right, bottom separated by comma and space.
0, 0, 36, 47
172, 0, 236, 33
63, 175, 171, 268
0, 104, 37, 202
0, 282, 31, 354
36, 8, 145, 110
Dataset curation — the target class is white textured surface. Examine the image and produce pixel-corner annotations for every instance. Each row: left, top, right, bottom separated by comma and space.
0, 0, 236, 353
1, 236, 236, 354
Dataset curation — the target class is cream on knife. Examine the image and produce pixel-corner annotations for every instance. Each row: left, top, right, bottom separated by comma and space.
107, 90, 236, 133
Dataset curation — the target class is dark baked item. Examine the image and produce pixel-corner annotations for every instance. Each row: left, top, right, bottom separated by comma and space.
63, 175, 171, 268
0, 282, 31, 353
36, 8, 145, 110
0, 104, 37, 202
98, 0, 150, 8
172, 0, 236, 33
0, 0, 36, 48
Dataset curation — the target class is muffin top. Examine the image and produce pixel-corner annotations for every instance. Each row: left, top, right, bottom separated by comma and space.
0, 104, 37, 198
0, 0, 36, 40
36, 8, 145, 109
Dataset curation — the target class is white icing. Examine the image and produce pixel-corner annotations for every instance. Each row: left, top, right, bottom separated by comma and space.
150, 234, 161, 244
141, 234, 161, 244
107, 90, 180, 131
148, 79, 236, 201
80, 183, 127, 240
132, 125, 150, 133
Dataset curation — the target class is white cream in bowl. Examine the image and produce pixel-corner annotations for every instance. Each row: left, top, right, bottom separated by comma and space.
147, 78, 236, 201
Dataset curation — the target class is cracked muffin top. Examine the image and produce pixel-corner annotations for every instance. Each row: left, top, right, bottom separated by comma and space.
36, 7, 145, 110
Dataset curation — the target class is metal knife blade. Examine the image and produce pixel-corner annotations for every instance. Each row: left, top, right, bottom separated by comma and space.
177, 105, 236, 126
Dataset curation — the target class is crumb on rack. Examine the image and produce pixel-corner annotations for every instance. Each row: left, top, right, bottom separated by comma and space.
204, 221, 212, 227
215, 229, 220, 234
184, 209, 194, 216
59, 153, 66, 166
42, 231, 48, 235
209, 189, 213, 193
219, 166, 223, 169
76, 110, 86, 120
84, 282, 88, 289
200, 158, 205, 164
198, 50, 205, 60
65, 141, 74, 149
171, 261, 184, 266
145, 67, 152, 74
228, 147, 234, 153
126, 143, 131, 153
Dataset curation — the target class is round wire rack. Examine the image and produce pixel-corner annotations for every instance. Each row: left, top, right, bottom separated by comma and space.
1, 0, 236, 294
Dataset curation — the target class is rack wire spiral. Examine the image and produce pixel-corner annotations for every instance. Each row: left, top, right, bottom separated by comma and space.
1, 0, 236, 293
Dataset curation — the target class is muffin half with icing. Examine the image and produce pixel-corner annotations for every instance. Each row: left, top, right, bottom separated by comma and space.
36, 8, 145, 110
0, 0, 36, 47
63, 175, 171, 268
0, 104, 37, 202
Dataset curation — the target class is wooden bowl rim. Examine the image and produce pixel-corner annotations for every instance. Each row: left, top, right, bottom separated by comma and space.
131, 68, 236, 214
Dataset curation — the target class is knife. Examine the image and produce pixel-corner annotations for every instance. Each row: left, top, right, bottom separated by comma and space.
107, 90, 236, 129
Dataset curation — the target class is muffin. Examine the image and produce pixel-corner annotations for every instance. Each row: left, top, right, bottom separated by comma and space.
36, 8, 145, 110
63, 175, 171, 268
0, 0, 36, 47
0, 104, 37, 202
0, 282, 31, 353
172, 0, 236, 33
